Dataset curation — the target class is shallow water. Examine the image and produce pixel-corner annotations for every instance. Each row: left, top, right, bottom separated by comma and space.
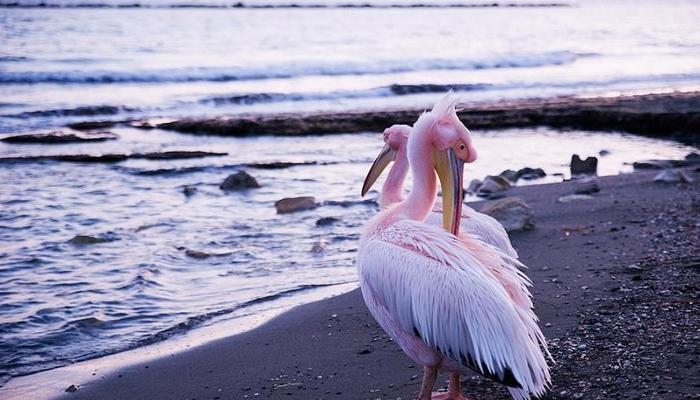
1, 0, 699, 133
0, 126, 696, 384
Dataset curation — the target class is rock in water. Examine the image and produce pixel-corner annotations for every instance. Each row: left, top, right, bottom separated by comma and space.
275, 196, 317, 214
653, 170, 693, 183
466, 179, 483, 194
310, 240, 327, 253
65, 384, 79, 393
480, 197, 535, 232
570, 154, 598, 176
67, 120, 116, 131
632, 160, 674, 169
220, 171, 260, 190
476, 175, 512, 196
499, 169, 520, 183
316, 217, 340, 226
517, 167, 546, 180
68, 234, 117, 245
1, 130, 118, 144
182, 185, 198, 196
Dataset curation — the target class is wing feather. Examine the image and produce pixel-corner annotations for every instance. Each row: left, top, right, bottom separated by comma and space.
358, 219, 550, 397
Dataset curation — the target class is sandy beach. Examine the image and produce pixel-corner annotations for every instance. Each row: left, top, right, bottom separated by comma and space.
47, 166, 699, 400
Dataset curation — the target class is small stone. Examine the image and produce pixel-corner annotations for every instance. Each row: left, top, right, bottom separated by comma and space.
275, 196, 317, 214
466, 179, 482, 194
627, 264, 642, 272
315, 217, 339, 226
598, 149, 610, 156
65, 384, 79, 393
517, 167, 546, 180
220, 171, 260, 190
653, 169, 693, 184
310, 240, 326, 253
499, 169, 519, 182
358, 349, 371, 355
570, 154, 598, 176
183, 186, 198, 196
480, 197, 534, 232
186, 249, 211, 259
477, 175, 512, 196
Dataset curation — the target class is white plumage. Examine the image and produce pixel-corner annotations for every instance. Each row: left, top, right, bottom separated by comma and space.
359, 218, 550, 399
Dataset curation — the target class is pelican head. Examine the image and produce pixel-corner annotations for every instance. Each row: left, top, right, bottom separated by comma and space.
414, 93, 477, 235
361, 124, 411, 197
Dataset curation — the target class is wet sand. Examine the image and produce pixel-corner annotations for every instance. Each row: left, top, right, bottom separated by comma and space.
153, 92, 700, 145
55, 167, 699, 400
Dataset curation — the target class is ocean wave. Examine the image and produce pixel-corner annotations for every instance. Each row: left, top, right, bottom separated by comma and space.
202, 83, 490, 105
5, 105, 134, 118
0, 51, 585, 84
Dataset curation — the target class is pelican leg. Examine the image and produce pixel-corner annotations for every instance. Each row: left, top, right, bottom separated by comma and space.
430, 373, 469, 400
416, 366, 438, 400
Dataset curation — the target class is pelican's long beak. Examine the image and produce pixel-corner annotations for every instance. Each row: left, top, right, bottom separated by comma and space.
433, 148, 464, 235
361, 144, 397, 197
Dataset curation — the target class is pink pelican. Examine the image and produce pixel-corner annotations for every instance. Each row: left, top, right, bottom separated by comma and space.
357, 95, 550, 400
361, 123, 517, 258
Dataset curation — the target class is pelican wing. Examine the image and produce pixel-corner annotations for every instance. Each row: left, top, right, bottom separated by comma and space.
358, 219, 549, 397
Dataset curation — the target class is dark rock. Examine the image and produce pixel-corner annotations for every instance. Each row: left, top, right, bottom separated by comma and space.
476, 175, 512, 196
316, 217, 340, 226
633, 160, 675, 169
186, 249, 211, 259
466, 179, 482, 194
68, 234, 117, 245
129, 120, 157, 129
499, 167, 545, 182
220, 171, 260, 190
573, 180, 600, 195
65, 384, 79, 393
183, 186, 198, 196
570, 154, 598, 176
357, 349, 372, 355
275, 196, 317, 214
185, 249, 232, 259
1, 130, 118, 144
499, 169, 519, 182
653, 170, 693, 184
599, 149, 611, 156
67, 120, 117, 130
517, 167, 546, 180
133, 151, 227, 160
50, 154, 128, 163
479, 197, 534, 232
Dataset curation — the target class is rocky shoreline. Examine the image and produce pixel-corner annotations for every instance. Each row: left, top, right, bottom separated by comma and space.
147, 92, 700, 144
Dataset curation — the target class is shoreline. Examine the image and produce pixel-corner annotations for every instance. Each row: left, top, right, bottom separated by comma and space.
5, 167, 697, 400
148, 92, 700, 145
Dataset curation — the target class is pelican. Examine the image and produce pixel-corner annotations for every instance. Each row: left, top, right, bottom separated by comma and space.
361, 123, 517, 258
356, 95, 550, 400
